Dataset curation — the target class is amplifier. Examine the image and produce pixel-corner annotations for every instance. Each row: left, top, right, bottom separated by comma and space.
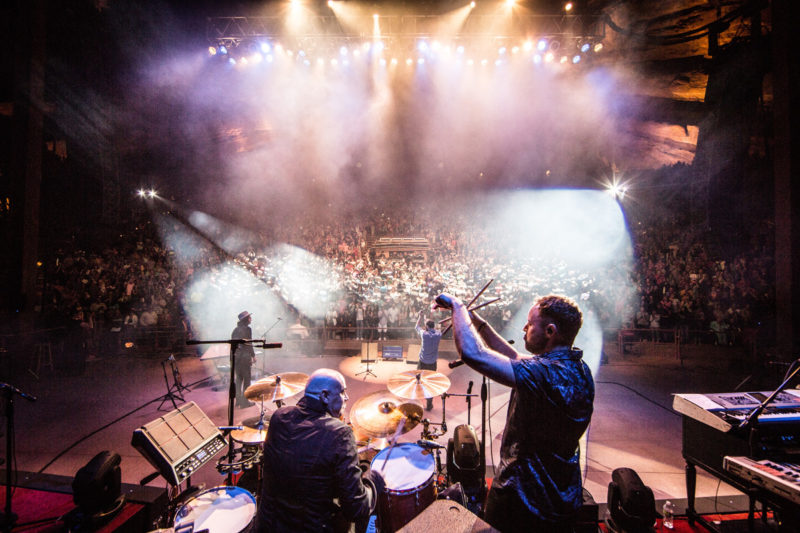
131, 402, 226, 486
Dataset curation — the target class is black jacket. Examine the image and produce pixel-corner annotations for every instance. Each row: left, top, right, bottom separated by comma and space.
256, 396, 375, 532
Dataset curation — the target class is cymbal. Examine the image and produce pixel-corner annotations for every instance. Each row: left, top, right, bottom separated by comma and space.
349, 391, 423, 439
230, 426, 267, 445
387, 370, 451, 400
245, 372, 309, 401
240, 414, 270, 429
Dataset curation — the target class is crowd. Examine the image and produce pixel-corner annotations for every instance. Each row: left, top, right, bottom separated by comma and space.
34, 208, 774, 356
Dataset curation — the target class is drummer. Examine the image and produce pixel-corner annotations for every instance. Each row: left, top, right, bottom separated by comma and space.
255, 368, 384, 532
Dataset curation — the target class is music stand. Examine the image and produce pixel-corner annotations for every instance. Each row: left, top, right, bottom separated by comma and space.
158, 355, 189, 411
356, 342, 377, 379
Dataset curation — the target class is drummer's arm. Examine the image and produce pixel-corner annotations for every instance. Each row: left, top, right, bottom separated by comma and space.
438, 295, 518, 388
335, 427, 377, 521
469, 310, 519, 360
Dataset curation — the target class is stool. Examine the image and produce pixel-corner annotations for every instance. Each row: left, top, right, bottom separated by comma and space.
29, 342, 54, 379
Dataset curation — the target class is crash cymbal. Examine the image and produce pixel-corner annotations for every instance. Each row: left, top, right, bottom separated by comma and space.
349, 391, 423, 439
387, 370, 451, 400
245, 372, 309, 401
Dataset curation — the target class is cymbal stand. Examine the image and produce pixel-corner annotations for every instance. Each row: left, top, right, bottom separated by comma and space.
187, 338, 281, 486
0, 383, 36, 533
441, 383, 478, 426
259, 317, 282, 376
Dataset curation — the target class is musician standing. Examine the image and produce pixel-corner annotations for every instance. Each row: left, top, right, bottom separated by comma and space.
434, 293, 594, 532
255, 368, 383, 532
415, 310, 442, 411
231, 310, 256, 409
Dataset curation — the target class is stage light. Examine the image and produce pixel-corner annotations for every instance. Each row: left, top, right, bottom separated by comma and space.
340, 46, 348, 56
317, 57, 324, 65
298, 50, 306, 57
353, 49, 360, 57
331, 58, 338, 65
290, 0, 300, 7
523, 40, 533, 51
467, 58, 474, 65
375, 41, 385, 52
391, 57, 398, 65
564, 2, 573, 11
373, 13, 379, 20
505, 0, 515, 6
594, 43, 604, 52
304, 59, 311, 66
533, 54, 542, 64
544, 52, 554, 62
328, 0, 333, 5
560, 55, 567, 64
537, 39, 548, 51
512, 46, 520, 54
418, 57, 425, 64
208, 46, 217, 56
228, 57, 236, 65
380, 58, 387, 66
470, 1, 476, 7
260, 42, 271, 54
251, 53, 262, 64
406, 58, 413, 65
572, 54, 581, 63
498, 46, 507, 55
362, 42, 371, 52
481, 58, 488, 66
137, 189, 146, 198
219, 45, 228, 55
457, 45, 465, 54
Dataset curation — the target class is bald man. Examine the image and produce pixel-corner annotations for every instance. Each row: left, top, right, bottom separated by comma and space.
256, 369, 381, 532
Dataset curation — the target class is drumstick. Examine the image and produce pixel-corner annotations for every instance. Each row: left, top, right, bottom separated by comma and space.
438, 297, 502, 324
380, 417, 406, 471
438, 279, 493, 335
440, 296, 502, 336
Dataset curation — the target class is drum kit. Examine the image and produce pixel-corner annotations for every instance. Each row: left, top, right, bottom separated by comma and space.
160, 368, 467, 533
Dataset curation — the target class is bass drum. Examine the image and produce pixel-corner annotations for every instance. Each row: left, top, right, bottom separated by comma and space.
371, 443, 436, 532
173, 486, 256, 533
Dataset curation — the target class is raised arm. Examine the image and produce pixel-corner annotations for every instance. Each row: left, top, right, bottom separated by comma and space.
435, 293, 518, 387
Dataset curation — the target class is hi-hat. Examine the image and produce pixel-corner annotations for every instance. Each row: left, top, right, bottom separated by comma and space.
245, 372, 309, 401
349, 391, 423, 439
387, 370, 451, 400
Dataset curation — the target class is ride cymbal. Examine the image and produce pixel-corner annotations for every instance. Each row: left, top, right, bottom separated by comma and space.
244, 372, 309, 401
387, 370, 451, 400
349, 391, 423, 439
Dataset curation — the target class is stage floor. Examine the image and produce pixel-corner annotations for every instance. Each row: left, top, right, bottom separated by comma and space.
5, 341, 771, 524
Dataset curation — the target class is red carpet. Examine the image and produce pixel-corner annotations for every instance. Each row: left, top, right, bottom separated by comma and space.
0, 486, 144, 532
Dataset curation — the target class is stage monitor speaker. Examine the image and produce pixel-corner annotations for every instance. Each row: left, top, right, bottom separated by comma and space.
72, 450, 122, 514
406, 344, 421, 364
131, 401, 226, 486
397, 499, 498, 533
606, 467, 656, 532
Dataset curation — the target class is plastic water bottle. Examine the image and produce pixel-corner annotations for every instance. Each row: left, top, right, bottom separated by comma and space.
662, 500, 675, 530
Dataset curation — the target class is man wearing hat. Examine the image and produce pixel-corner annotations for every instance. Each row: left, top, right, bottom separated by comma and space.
232, 310, 256, 408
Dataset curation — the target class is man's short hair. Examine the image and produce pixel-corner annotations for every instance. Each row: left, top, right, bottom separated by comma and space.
426, 320, 435, 329
536, 294, 582, 344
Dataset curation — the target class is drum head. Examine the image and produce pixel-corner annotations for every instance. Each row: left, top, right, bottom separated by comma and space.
371, 443, 435, 491
174, 486, 255, 533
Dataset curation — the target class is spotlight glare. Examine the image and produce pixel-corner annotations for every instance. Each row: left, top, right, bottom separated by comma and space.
208, 46, 217, 56
147, 189, 157, 198
580, 42, 591, 53
137, 189, 146, 198
470, 1, 476, 7
505, 0, 515, 6
406, 58, 413, 65
544, 52, 554, 62
594, 43, 604, 52
498, 46, 506, 55
418, 40, 428, 52
564, 2, 573, 11
340, 46, 348, 56
219, 45, 228, 55
537, 39, 548, 51
418, 57, 425, 64
328, 0, 333, 5
373, 13, 379, 19
228, 57, 236, 65
560, 55, 567, 64
524, 41, 533, 51
512, 46, 520, 54
457, 45, 465, 54
533, 53, 542, 64
572, 54, 581, 64
260, 42, 271, 53
379, 58, 387, 66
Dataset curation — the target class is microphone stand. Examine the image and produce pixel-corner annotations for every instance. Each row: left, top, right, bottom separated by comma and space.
187, 338, 282, 485
0, 383, 37, 533
738, 358, 800, 434
259, 318, 283, 376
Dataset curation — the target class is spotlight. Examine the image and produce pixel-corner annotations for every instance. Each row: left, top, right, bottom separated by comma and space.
219, 45, 228, 55
505, 0, 515, 6
260, 42, 271, 54
512, 46, 520, 54
498, 46, 507, 55
457, 45, 465, 54
560, 55, 568, 64
594, 42, 604, 52
208, 46, 217, 56
391, 57, 398, 65
564, 2, 573, 11
544, 52, 554, 62
533, 54, 542, 64
147, 189, 157, 198
340, 46, 348, 56
327, 0, 333, 5
418, 40, 429, 53
470, 1, 476, 7
537, 39, 548, 51
572, 54, 581, 63
137, 189, 146, 198
418, 57, 425, 64
406, 58, 413, 65
523, 41, 533, 51
581, 42, 591, 53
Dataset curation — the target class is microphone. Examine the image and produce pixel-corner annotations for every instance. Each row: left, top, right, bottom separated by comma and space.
417, 440, 446, 450
467, 381, 473, 395
218, 426, 244, 433
262, 342, 283, 349
0, 382, 37, 402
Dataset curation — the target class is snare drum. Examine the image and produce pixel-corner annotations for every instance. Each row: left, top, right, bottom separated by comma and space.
174, 486, 256, 533
371, 443, 436, 532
